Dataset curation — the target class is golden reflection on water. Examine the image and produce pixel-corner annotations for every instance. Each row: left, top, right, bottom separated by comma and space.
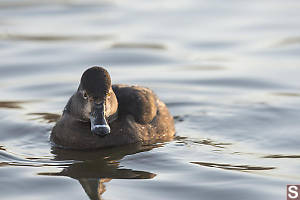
263, 154, 300, 158
0, 33, 114, 42
110, 43, 166, 50
27, 112, 60, 123
175, 136, 232, 149
0, 100, 41, 109
0, 101, 25, 109
191, 161, 275, 172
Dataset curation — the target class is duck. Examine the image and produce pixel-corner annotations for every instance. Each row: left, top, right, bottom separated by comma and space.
51, 66, 175, 149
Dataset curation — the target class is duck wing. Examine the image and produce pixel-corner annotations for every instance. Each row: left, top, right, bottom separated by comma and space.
112, 84, 157, 124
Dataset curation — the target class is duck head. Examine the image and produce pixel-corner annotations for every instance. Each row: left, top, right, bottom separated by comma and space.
65, 66, 118, 136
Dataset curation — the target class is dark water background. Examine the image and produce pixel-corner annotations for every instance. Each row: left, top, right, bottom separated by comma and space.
1, 0, 300, 199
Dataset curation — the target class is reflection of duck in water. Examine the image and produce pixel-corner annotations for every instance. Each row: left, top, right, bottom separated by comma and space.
79, 178, 111, 200
51, 66, 175, 149
42, 145, 157, 200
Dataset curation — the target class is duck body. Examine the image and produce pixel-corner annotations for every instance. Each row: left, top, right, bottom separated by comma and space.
51, 67, 175, 149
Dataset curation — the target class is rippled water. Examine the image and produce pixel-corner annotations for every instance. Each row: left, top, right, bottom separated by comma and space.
1, 0, 300, 199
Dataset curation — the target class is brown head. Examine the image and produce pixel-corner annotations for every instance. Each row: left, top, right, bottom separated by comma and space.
65, 66, 118, 136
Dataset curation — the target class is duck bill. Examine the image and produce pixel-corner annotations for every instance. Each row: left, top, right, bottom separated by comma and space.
90, 102, 110, 136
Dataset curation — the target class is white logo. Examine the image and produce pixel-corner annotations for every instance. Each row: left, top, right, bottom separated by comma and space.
288, 185, 299, 199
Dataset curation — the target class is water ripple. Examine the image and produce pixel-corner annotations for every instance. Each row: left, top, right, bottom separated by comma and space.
273, 36, 300, 47
110, 42, 166, 50
27, 113, 60, 123
176, 136, 232, 149
137, 77, 288, 89
263, 154, 300, 159
0, 149, 72, 167
0, 101, 24, 109
0, 33, 114, 42
0, 100, 39, 109
191, 161, 275, 172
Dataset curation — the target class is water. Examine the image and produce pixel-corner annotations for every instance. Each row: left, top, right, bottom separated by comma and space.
0, 0, 300, 199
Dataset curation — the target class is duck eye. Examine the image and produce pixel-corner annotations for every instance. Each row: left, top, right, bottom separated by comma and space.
107, 93, 111, 97
83, 92, 88, 99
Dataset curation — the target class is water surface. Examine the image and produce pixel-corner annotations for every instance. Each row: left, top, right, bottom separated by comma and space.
0, 0, 300, 199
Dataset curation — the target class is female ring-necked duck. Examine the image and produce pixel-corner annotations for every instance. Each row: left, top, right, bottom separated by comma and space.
51, 66, 175, 149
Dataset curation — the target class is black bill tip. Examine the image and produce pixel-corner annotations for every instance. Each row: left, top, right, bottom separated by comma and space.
91, 124, 110, 136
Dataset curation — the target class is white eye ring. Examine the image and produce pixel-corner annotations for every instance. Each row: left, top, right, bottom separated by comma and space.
83, 91, 88, 99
